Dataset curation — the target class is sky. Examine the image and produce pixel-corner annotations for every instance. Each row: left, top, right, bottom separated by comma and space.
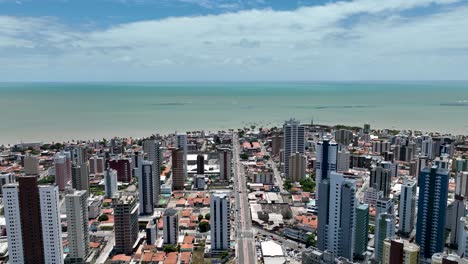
1, 0, 468, 81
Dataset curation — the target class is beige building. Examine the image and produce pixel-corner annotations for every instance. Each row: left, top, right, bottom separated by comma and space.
24, 154, 39, 175
288, 152, 307, 182
382, 238, 419, 264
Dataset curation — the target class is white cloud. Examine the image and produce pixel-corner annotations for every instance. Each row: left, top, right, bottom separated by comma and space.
0, 0, 467, 81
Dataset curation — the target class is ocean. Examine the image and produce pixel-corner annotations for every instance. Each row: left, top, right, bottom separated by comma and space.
0, 81, 467, 145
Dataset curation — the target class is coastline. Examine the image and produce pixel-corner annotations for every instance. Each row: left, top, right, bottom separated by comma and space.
2, 119, 466, 146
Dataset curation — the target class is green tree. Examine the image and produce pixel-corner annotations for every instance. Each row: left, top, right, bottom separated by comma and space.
98, 214, 109, 221
161, 165, 166, 174
240, 153, 249, 160
205, 213, 210, 220
163, 244, 178, 253
300, 177, 316, 193
198, 214, 204, 222
221, 251, 229, 259
283, 179, 292, 191
369, 225, 375, 234
199, 221, 210, 233
102, 202, 110, 208
305, 234, 316, 247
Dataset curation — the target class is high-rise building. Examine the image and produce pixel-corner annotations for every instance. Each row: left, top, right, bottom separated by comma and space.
172, 148, 185, 190
197, 154, 205, 174
374, 213, 395, 261
163, 208, 179, 245
376, 197, 394, 217
288, 152, 307, 182
382, 238, 420, 264
72, 162, 89, 192
457, 217, 468, 258
39, 185, 63, 264
271, 134, 283, 157
143, 139, 162, 203
175, 133, 188, 178
456, 172, 468, 198
89, 155, 105, 175
448, 195, 466, 247
363, 123, 371, 135
139, 160, 154, 215
317, 172, 356, 260
211, 193, 231, 252
55, 151, 72, 191
3, 176, 64, 264
146, 220, 157, 245
421, 138, 435, 160
104, 168, 118, 198
73, 145, 89, 164
416, 165, 449, 260
114, 195, 139, 255
107, 158, 132, 183
337, 150, 350, 172
455, 158, 468, 173
400, 141, 417, 162
333, 129, 353, 146
315, 139, 338, 197
65, 190, 89, 263
398, 178, 416, 238
354, 203, 369, 260
0, 173, 15, 197
24, 153, 40, 175
372, 141, 391, 154
4, 176, 43, 263
370, 162, 392, 198
219, 148, 232, 181
283, 119, 305, 176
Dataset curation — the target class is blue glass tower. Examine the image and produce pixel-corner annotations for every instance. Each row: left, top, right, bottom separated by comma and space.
416, 165, 449, 260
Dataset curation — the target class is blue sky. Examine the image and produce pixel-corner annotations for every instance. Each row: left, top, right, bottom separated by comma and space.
1, 0, 468, 81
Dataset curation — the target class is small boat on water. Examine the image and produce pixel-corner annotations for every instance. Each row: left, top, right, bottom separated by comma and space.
440, 100, 468, 106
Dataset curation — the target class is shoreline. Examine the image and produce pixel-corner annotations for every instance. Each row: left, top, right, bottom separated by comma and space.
2, 120, 466, 146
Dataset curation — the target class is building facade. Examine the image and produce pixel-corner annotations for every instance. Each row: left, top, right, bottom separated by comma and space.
114, 195, 139, 255
139, 160, 154, 215
416, 165, 449, 260
211, 193, 231, 252
315, 139, 338, 197
283, 119, 305, 177
65, 190, 89, 263
163, 208, 179, 245
317, 172, 356, 261
289, 152, 307, 182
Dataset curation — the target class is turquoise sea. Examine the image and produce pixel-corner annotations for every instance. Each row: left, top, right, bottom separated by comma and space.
0, 82, 467, 145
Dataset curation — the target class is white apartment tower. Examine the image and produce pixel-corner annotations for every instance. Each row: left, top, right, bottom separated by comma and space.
398, 179, 417, 238
66, 190, 89, 263
104, 168, 118, 198
211, 193, 231, 251
3, 177, 64, 264
282, 119, 305, 176
38, 185, 64, 264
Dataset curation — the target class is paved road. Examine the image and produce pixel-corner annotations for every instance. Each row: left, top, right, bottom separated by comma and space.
95, 237, 114, 264
233, 133, 257, 264
260, 142, 284, 192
